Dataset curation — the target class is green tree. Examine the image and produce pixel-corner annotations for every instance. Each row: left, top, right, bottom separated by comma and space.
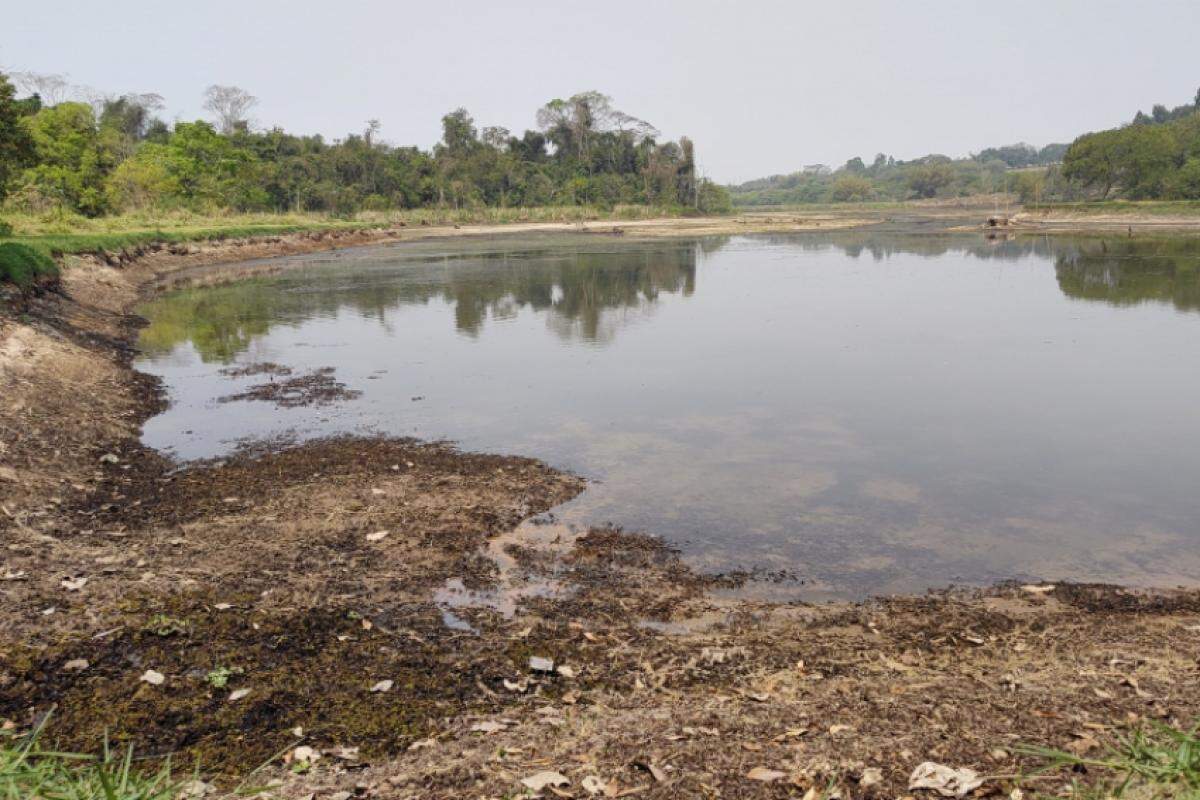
18, 101, 112, 215
830, 174, 873, 202
0, 72, 37, 204
906, 162, 954, 198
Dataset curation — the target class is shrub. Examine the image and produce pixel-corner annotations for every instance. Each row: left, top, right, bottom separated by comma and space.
0, 242, 59, 287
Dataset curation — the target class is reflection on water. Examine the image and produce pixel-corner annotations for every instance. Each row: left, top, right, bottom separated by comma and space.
135, 232, 1200, 599
1055, 238, 1200, 312
138, 241, 701, 362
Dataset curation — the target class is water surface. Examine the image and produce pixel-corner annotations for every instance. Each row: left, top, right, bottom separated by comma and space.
135, 232, 1200, 598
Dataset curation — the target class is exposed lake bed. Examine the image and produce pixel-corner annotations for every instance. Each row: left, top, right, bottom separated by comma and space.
3, 219, 1200, 798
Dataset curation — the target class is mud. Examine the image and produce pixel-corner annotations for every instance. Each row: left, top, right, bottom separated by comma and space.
2, 222, 1199, 799
218, 367, 361, 408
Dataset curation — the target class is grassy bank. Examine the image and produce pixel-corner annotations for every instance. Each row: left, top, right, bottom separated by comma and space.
1025, 199, 1200, 216
0, 242, 59, 288
0, 205, 684, 261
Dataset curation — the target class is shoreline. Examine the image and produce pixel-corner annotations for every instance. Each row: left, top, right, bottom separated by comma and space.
2, 218, 1200, 798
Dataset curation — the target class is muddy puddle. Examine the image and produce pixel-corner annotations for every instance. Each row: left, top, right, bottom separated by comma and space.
134, 232, 1200, 600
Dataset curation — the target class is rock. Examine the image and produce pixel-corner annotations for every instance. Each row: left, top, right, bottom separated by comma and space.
860, 768, 883, 787
62, 659, 89, 672
529, 656, 555, 673
140, 669, 165, 686
370, 679, 393, 693
98, 453, 120, 464
228, 688, 252, 701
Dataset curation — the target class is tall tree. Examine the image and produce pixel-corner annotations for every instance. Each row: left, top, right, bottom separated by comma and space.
202, 85, 257, 134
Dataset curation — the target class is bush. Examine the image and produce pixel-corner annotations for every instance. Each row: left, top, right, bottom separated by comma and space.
0, 219, 12, 237
830, 175, 874, 202
0, 242, 59, 287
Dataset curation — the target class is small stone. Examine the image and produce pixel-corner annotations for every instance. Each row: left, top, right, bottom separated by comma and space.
63, 659, 89, 672
140, 669, 165, 685
529, 656, 554, 673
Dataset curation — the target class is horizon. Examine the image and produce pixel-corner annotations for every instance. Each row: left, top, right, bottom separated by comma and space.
5, 0, 1200, 183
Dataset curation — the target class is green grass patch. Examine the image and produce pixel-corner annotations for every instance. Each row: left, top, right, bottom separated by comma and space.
1021, 721, 1200, 799
0, 242, 60, 288
0, 205, 684, 265
0, 717, 184, 800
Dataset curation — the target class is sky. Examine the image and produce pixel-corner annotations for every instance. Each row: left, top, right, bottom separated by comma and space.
4, 0, 1199, 184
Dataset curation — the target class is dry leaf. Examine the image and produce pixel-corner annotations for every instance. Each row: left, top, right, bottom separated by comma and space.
774, 727, 809, 741
908, 762, 983, 797
860, 768, 883, 787
365, 530, 389, 542
228, 688, 251, 701
61, 576, 88, 591
746, 767, 788, 782
521, 771, 570, 791
581, 775, 606, 795
290, 745, 320, 764
63, 659, 89, 672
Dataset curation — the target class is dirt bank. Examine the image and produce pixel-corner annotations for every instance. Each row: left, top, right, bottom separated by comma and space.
1012, 207, 1200, 233
2, 221, 1199, 799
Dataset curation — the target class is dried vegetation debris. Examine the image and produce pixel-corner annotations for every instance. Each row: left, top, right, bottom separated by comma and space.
218, 366, 361, 408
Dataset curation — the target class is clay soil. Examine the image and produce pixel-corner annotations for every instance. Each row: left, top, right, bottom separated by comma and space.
2, 222, 1199, 800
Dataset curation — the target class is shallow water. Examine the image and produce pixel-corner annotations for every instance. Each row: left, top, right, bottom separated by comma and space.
135, 231, 1200, 599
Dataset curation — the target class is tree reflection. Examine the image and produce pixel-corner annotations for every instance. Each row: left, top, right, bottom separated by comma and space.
137, 233, 1200, 365
1054, 239, 1200, 312
139, 241, 705, 362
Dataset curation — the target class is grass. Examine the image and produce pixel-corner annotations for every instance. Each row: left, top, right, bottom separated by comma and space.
0, 204, 683, 264
0, 242, 60, 288
0, 717, 184, 800
1021, 721, 1200, 799
1025, 200, 1200, 217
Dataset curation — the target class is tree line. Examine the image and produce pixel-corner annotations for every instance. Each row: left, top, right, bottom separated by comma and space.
729, 144, 1066, 206
732, 85, 1200, 206
0, 73, 731, 219
1059, 88, 1200, 200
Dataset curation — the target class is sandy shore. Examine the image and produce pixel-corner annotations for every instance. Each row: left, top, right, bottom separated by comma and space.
2, 219, 1199, 799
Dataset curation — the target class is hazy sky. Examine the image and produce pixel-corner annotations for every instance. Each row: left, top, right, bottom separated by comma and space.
5, 0, 1199, 183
